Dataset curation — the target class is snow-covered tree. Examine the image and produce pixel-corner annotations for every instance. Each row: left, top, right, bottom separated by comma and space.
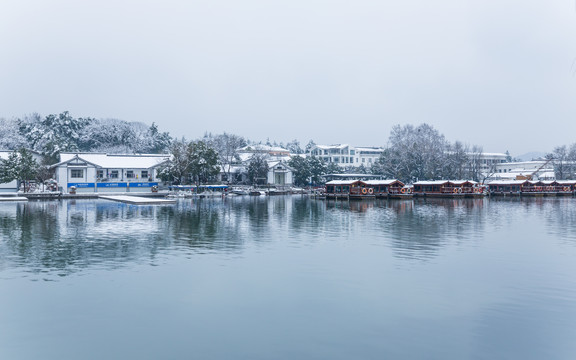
205, 132, 247, 183
304, 140, 316, 153
308, 157, 326, 185
143, 122, 172, 153
78, 118, 137, 153
188, 140, 220, 185
467, 145, 484, 182
0, 148, 39, 192
286, 139, 303, 154
0, 118, 26, 149
288, 156, 310, 187
19, 111, 93, 162
157, 139, 193, 184
325, 162, 342, 174
379, 123, 448, 183
552, 145, 569, 180
247, 154, 269, 185
443, 141, 469, 180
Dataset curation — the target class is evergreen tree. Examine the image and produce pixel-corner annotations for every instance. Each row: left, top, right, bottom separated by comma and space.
247, 154, 269, 185
288, 156, 310, 187
307, 156, 326, 185
0, 148, 39, 192
157, 139, 193, 184
19, 111, 93, 162
189, 140, 220, 185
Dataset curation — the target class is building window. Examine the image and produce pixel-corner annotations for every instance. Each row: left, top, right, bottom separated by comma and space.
362, 158, 365, 163
110, 170, 119, 179
126, 170, 134, 178
141, 170, 149, 179
97, 170, 104, 178
70, 169, 83, 178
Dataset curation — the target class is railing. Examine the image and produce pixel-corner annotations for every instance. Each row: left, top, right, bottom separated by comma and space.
522, 186, 572, 193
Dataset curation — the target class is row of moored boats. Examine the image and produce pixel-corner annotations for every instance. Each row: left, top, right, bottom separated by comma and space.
320, 179, 576, 199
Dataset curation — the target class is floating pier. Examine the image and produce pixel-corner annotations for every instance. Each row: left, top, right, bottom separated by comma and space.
0, 193, 28, 201
99, 195, 176, 205
0, 196, 28, 202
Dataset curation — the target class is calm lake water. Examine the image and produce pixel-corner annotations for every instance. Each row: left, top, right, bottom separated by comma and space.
1, 196, 576, 359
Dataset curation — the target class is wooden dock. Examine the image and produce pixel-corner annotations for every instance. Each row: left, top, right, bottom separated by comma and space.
99, 195, 176, 205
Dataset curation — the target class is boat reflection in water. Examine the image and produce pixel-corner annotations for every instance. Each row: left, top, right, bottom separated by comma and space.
1, 196, 576, 360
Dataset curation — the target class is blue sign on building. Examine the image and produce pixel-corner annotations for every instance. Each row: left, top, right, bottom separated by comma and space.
129, 182, 158, 188
67, 183, 95, 188
97, 182, 128, 188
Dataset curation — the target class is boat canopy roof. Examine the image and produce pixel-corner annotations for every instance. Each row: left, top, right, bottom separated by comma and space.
413, 180, 451, 185
486, 180, 529, 185
556, 180, 576, 185
450, 180, 478, 186
364, 179, 404, 186
326, 180, 364, 186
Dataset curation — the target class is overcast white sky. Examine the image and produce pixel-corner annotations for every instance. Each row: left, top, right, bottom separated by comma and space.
1, 0, 575, 156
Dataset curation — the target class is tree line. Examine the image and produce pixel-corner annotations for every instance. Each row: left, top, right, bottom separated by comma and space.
4, 110, 556, 189
0, 111, 172, 163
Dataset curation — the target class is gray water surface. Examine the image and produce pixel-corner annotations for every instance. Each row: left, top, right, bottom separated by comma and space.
1, 197, 576, 359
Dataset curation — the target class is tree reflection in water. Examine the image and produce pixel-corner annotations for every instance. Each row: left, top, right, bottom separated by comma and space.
5, 196, 574, 275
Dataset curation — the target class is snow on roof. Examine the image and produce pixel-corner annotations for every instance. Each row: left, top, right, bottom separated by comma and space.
354, 147, 385, 152
326, 173, 381, 177
486, 180, 528, 185
450, 180, 478, 185
364, 179, 403, 185
267, 160, 294, 170
478, 152, 508, 157
413, 180, 450, 185
556, 180, 576, 185
59, 153, 169, 169
326, 180, 363, 185
0, 151, 13, 160
239, 144, 289, 153
238, 153, 253, 162
315, 144, 349, 149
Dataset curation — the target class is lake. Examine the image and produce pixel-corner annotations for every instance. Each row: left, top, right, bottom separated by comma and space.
1, 196, 576, 359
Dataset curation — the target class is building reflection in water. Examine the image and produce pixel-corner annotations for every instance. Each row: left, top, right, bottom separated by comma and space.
8, 196, 573, 275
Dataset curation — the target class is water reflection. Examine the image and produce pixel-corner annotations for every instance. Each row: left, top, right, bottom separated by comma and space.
2, 196, 576, 275
384, 198, 486, 260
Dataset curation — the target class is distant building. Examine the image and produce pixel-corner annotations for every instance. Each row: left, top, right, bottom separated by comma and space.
267, 161, 294, 186
220, 145, 294, 186
476, 152, 508, 175
489, 160, 555, 180
51, 153, 170, 194
308, 144, 385, 167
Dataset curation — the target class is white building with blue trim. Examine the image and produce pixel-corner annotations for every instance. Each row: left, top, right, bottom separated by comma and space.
51, 153, 170, 194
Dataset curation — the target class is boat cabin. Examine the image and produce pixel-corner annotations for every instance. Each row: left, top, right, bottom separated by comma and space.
487, 180, 528, 193
364, 180, 406, 197
413, 180, 483, 197
556, 180, 576, 194
487, 180, 575, 196
325, 180, 374, 198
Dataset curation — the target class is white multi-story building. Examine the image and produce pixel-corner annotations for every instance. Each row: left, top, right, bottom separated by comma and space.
475, 152, 508, 175
490, 160, 555, 180
308, 144, 385, 168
